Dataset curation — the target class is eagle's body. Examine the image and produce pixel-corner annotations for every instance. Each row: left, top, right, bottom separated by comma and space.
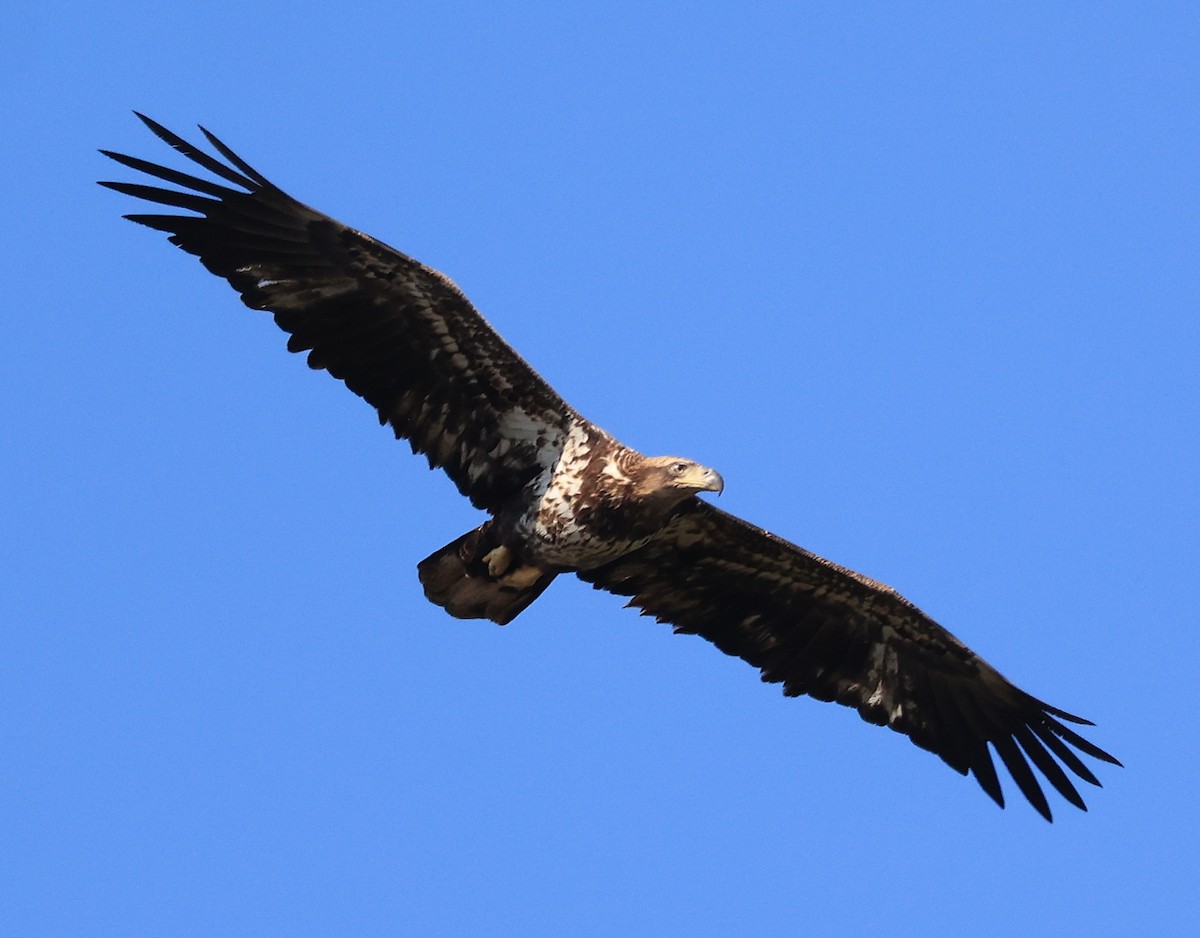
101, 114, 1119, 821
421, 422, 723, 623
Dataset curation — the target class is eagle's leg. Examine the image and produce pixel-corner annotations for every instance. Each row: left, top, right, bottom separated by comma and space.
498, 564, 546, 590
417, 524, 557, 625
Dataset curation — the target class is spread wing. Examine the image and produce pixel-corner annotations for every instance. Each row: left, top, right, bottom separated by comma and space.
579, 499, 1120, 820
100, 113, 574, 511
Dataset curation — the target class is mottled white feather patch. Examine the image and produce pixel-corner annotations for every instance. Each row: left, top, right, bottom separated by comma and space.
864, 626, 901, 719
601, 460, 632, 484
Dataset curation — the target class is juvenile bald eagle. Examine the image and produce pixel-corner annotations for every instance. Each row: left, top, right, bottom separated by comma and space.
101, 114, 1119, 821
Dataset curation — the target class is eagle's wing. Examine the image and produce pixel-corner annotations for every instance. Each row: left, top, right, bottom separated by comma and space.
100, 114, 573, 511
578, 499, 1119, 820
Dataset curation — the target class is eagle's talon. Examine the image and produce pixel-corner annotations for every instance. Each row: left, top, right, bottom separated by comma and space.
483, 545, 513, 577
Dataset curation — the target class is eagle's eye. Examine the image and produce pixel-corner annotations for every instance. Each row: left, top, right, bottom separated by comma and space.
670, 462, 688, 475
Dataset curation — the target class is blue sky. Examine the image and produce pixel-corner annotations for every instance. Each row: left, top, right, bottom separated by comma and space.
3, 2, 1197, 934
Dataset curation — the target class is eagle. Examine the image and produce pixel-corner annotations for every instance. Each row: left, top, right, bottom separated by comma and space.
100, 113, 1119, 821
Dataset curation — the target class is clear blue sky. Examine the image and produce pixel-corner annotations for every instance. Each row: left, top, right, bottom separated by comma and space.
4, 3, 1197, 934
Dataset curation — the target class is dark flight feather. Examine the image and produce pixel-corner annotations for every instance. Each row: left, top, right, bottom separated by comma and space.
579, 501, 1120, 820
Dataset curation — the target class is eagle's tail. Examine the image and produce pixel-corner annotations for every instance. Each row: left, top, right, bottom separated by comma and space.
417, 526, 557, 625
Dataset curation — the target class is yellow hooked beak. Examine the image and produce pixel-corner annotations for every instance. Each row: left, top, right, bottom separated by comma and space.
684, 464, 724, 495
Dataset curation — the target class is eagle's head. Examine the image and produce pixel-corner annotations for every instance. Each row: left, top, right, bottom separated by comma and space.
638, 456, 724, 503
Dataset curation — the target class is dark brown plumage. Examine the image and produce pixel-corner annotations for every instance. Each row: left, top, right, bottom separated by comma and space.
100, 113, 1119, 820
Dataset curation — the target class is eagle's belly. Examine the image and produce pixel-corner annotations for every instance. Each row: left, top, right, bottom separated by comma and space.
516, 467, 660, 571
524, 518, 654, 570
519, 495, 656, 569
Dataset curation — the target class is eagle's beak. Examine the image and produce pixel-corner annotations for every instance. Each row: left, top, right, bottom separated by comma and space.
700, 467, 724, 496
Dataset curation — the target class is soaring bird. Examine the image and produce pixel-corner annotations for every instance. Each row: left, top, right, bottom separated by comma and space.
100, 113, 1119, 820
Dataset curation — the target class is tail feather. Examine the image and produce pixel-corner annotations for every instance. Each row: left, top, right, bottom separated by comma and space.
417, 528, 556, 625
